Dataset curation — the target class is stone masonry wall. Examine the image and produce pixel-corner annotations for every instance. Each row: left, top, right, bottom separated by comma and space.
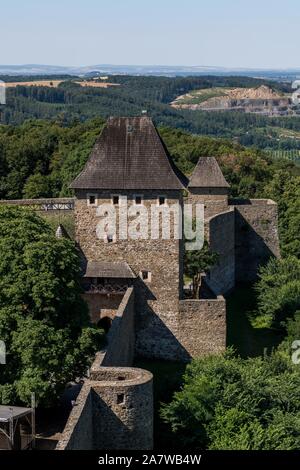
101, 287, 135, 367
75, 189, 185, 361
57, 287, 153, 451
206, 209, 235, 295
56, 384, 93, 450
177, 297, 226, 358
90, 367, 153, 450
82, 293, 123, 324
57, 367, 153, 450
233, 199, 280, 282
185, 188, 229, 219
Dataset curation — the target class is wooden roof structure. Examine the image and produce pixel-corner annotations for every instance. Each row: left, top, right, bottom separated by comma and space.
188, 157, 230, 188
70, 117, 186, 190
83, 261, 136, 279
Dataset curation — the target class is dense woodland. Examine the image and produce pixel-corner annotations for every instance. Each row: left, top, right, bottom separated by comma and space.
0, 77, 300, 448
1, 75, 300, 151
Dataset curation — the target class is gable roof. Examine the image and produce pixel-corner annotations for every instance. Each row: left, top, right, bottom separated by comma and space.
83, 261, 136, 279
188, 157, 230, 188
70, 117, 185, 190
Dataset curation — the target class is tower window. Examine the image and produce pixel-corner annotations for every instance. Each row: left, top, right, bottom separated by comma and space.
112, 195, 119, 205
158, 196, 166, 206
117, 394, 125, 405
140, 270, 151, 282
134, 195, 143, 205
87, 193, 97, 206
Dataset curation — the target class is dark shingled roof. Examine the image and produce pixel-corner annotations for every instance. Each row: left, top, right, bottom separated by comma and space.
188, 157, 230, 188
70, 116, 186, 190
83, 261, 136, 279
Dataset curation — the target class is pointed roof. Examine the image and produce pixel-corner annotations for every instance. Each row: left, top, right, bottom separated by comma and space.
55, 224, 70, 239
70, 117, 185, 190
188, 157, 230, 188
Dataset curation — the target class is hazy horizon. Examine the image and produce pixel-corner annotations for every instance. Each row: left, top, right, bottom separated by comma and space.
1, 0, 300, 69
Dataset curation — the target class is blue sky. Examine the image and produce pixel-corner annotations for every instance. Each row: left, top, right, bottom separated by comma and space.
0, 0, 299, 68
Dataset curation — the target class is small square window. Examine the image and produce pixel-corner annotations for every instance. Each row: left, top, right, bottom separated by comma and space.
158, 196, 166, 206
87, 194, 97, 206
141, 270, 151, 282
112, 196, 119, 205
135, 195, 142, 205
117, 394, 125, 404
107, 234, 114, 243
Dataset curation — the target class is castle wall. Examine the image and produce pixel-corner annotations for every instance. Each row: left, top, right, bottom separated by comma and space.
101, 287, 135, 367
57, 368, 153, 450
75, 189, 185, 361
186, 188, 229, 219
90, 368, 153, 450
233, 199, 280, 282
178, 297, 226, 358
82, 293, 123, 323
57, 287, 153, 451
206, 209, 235, 295
56, 384, 94, 450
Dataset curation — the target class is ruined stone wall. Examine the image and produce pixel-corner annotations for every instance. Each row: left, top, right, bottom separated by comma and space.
233, 199, 280, 282
177, 297, 226, 358
101, 287, 135, 367
74, 189, 184, 361
56, 367, 153, 450
206, 209, 235, 295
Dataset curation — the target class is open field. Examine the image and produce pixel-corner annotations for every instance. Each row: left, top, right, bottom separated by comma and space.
74, 80, 120, 88
4, 80, 120, 89
5, 80, 64, 88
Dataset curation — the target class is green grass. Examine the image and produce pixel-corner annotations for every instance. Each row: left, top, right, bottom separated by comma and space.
134, 359, 186, 449
40, 212, 75, 239
226, 285, 283, 358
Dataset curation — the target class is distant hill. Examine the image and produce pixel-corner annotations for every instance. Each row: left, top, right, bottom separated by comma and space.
1, 64, 300, 79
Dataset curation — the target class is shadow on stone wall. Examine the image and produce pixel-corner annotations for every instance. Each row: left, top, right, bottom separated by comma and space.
235, 211, 276, 282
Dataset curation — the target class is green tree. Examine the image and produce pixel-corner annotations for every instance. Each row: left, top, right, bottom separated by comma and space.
253, 256, 300, 328
184, 241, 219, 298
161, 350, 300, 450
0, 206, 103, 406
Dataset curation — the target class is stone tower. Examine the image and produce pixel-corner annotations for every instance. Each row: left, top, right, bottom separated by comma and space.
70, 116, 187, 360
187, 156, 230, 219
